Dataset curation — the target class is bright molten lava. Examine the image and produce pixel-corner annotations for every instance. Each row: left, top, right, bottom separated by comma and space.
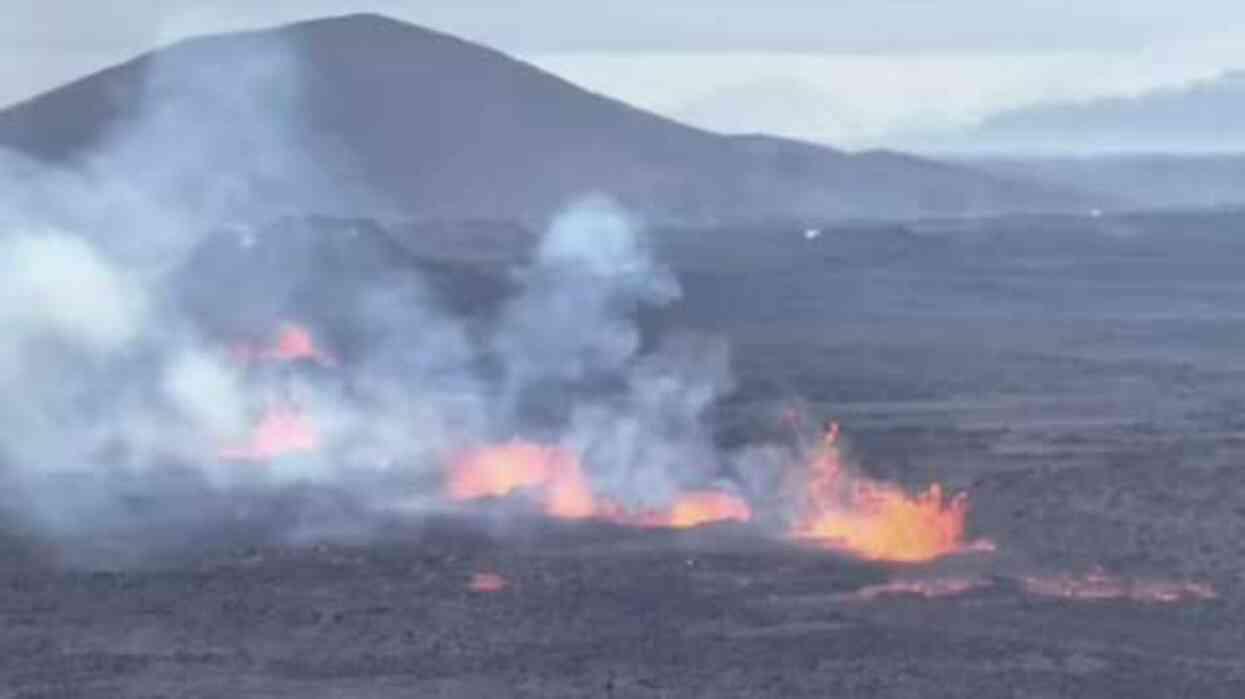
219, 404, 321, 461
657, 490, 753, 529
790, 422, 977, 563
447, 442, 595, 519
616, 490, 754, 529
446, 441, 751, 528
233, 323, 335, 366
219, 322, 329, 462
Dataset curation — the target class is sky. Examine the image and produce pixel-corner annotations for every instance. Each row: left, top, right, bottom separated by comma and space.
6, 1, 1245, 148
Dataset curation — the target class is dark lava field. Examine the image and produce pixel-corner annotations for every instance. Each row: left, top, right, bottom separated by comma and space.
2, 520, 1239, 698
4, 209, 1245, 697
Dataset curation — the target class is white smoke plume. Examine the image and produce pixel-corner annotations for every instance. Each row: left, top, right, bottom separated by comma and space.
0, 231, 145, 365
0, 32, 770, 567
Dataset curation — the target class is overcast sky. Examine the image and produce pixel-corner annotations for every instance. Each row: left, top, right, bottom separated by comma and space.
6, 1, 1244, 147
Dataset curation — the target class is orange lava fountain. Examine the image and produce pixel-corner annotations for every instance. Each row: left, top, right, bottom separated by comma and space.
790, 423, 979, 563
446, 441, 751, 528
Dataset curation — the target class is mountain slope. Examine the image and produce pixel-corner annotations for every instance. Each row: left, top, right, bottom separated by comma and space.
0, 13, 1089, 223
963, 154, 1245, 211
936, 70, 1245, 155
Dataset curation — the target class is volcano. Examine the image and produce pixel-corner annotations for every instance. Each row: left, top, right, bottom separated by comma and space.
2, 13, 1239, 699
0, 13, 1088, 224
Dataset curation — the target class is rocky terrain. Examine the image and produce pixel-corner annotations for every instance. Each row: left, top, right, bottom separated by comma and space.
3, 209, 1245, 696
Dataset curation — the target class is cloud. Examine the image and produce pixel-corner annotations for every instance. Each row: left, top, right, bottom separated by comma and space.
0, 232, 146, 361
528, 49, 1239, 147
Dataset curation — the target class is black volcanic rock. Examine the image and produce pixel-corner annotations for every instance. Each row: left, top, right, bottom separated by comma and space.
176, 216, 514, 345
0, 13, 1087, 223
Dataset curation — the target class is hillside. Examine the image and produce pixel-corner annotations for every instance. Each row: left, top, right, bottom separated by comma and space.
934, 70, 1245, 155
0, 13, 1089, 224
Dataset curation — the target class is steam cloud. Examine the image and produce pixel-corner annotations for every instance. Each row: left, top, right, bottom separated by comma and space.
4, 17, 1216, 613
0, 32, 773, 566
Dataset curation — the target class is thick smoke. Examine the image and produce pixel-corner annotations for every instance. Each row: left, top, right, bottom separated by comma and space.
0, 232, 146, 365
0, 31, 775, 567
494, 199, 730, 507
0, 200, 747, 562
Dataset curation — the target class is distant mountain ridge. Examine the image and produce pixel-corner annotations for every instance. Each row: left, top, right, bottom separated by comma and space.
0, 13, 1090, 224
934, 70, 1245, 155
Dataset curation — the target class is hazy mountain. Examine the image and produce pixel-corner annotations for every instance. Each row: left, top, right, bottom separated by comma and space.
0, 13, 1090, 224
934, 70, 1245, 155
673, 78, 865, 148
964, 154, 1245, 211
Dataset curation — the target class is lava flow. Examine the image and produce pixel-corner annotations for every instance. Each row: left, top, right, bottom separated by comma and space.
790, 422, 981, 563
630, 490, 754, 529
447, 441, 596, 519
233, 322, 335, 366
844, 571, 1216, 604
1021, 568, 1217, 603
446, 441, 752, 528
468, 572, 510, 593
219, 403, 321, 462
219, 322, 329, 462
848, 577, 992, 601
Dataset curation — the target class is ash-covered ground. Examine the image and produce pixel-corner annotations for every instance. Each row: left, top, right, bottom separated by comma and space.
2, 519, 1239, 698
4, 209, 1245, 697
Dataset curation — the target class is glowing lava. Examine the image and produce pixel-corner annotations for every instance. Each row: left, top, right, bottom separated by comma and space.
468, 572, 509, 593
849, 577, 991, 601
844, 571, 1215, 604
234, 323, 335, 366
660, 490, 753, 528
790, 422, 980, 563
219, 404, 321, 462
219, 322, 330, 463
446, 442, 751, 528
447, 441, 595, 519
617, 490, 754, 529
